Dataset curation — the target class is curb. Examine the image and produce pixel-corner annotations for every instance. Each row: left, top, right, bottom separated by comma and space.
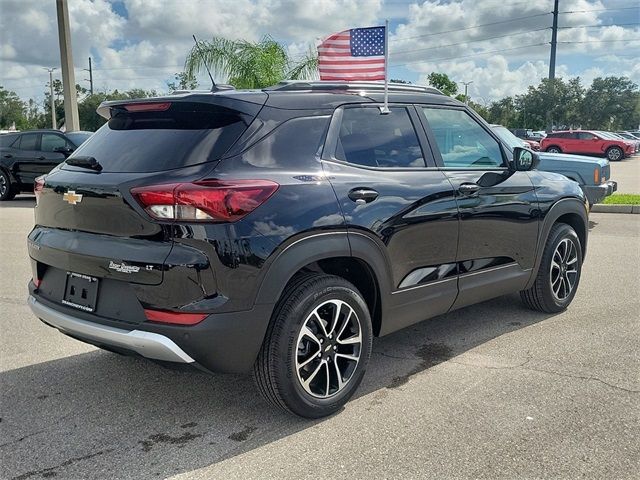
591, 204, 640, 214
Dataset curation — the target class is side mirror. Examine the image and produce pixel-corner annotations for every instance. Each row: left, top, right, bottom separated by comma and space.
54, 146, 74, 156
512, 146, 539, 171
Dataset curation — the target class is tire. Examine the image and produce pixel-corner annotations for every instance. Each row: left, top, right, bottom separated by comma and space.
254, 273, 373, 418
520, 223, 583, 313
0, 170, 16, 201
605, 146, 623, 162
546, 146, 562, 153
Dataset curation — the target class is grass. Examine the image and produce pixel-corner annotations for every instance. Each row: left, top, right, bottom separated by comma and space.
601, 194, 640, 205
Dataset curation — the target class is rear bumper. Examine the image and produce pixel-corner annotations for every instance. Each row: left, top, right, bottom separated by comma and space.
582, 181, 617, 206
29, 295, 195, 363
28, 290, 274, 373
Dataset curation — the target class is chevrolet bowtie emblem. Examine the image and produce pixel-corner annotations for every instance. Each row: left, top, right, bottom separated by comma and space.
63, 190, 83, 205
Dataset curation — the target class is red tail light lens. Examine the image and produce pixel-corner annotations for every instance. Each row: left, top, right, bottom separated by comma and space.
144, 309, 208, 325
131, 180, 279, 222
34, 176, 45, 205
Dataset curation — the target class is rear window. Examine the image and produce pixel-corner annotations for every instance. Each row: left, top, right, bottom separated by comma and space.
68, 102, 252, 173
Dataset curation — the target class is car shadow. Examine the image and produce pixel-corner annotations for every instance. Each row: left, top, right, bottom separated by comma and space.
0, 195, 36, 209
0, 294, 556, 479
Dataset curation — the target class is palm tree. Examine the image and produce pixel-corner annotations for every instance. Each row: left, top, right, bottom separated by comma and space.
184, 36, 318, 89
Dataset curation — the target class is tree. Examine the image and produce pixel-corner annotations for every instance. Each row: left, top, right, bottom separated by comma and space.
167, 71, 198, 92
184, 36, 318, 89
78, 88, 158, 131
580, 77, 639, 130
427, 72, 458, 96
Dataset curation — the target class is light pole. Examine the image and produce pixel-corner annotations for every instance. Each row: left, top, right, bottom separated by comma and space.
43, 67, 57, 129
461, 80, 473, 104
56, 0, 79, 131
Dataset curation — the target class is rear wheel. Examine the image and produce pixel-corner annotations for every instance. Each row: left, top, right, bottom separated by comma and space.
254, 273, 372, 418
546, 146, 562, 153
520, 223, 582, 313
606, 146, 623, 161
0, 170, 16, 201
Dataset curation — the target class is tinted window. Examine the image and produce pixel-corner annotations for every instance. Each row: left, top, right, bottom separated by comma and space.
0, 134, 18, 147
241, 116, 329, 169
65, 132, 92, 147
41, 133, 68, 152
578, 132, 595, 140
558, 132, 577, 139
69, 102, 252, 173
335, 107, 425, 168
422, 108, 503, 168
18, 133, 39, 150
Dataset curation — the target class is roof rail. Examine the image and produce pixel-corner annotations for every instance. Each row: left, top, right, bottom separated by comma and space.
265, 80, 443, 95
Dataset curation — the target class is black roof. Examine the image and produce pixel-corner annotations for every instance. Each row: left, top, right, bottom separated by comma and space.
98, 81, 462, 117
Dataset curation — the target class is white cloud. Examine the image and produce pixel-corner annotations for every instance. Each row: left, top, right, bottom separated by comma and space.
0, 0, 637, 106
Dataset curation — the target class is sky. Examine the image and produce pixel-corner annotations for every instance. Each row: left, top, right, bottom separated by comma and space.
0, 0, 638, 107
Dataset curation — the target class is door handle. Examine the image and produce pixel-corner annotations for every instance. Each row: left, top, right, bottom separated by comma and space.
348, 187, 379, 204
3, 154, 12, 158
458, 183, 480, 195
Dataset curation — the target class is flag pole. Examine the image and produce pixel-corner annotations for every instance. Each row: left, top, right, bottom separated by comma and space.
382, 19, 390, 114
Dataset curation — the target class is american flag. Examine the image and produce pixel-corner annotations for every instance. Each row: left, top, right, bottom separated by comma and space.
318, 26, 386, 81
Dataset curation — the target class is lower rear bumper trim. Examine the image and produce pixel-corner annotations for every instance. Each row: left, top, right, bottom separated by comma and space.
28, 295, 195, 363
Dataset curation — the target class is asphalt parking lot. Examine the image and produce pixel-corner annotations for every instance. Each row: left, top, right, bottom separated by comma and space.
1, 197, 638, 479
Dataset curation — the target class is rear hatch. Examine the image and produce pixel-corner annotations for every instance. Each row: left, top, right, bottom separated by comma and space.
29, 94, 266, 322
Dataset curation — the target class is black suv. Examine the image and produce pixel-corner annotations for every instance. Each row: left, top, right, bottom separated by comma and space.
27, 82, 588, 418
0, 129, 92, 200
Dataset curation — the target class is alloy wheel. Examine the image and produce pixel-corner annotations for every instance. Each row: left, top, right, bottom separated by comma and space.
295, 299, 362, 399
550, 238, 579, 301
608, 148, 622, 161
0, 174, 7, 197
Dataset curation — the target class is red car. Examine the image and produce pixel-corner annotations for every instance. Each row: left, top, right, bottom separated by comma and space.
540, 130, 634, 161
522, 138, 540, 151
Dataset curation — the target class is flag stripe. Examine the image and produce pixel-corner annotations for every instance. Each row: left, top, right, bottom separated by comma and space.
320, 58, 384, 64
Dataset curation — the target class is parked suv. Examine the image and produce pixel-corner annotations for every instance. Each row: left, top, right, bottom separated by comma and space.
541, 130, 634, 161
0, 129, 92, 200
27, 82, 589, 418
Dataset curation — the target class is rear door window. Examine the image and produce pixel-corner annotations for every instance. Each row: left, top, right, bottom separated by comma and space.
68, 102, 254, 173
335, 106, 426, 168
18, 133, 39, 151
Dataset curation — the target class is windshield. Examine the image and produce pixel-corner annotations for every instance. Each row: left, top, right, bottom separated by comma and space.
491, 125, 524, 150
65, 132, 93, 147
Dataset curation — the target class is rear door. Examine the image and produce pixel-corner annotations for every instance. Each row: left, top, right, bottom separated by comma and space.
38, 132, 69, 175
418, 105, 539, 309
322, 104, 459, 334
10, 132, 41, 185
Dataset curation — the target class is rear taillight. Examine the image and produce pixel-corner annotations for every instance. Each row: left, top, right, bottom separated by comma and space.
131, 180, 279, 222
144, 309, 208, 325
34, 176, 45, 205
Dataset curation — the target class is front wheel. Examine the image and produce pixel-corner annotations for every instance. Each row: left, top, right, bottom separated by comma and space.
254, 274, 373, 418
546, 146, 562, 153
520, 223, 582, 313
606, 146, 623, 161
0, 170, 16, 201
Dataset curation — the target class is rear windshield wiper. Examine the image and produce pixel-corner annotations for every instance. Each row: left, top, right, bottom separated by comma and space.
66, 156, 103, 171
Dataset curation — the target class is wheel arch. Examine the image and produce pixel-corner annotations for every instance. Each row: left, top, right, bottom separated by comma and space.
526, 198, 588, 289
254, 231, 393, 337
